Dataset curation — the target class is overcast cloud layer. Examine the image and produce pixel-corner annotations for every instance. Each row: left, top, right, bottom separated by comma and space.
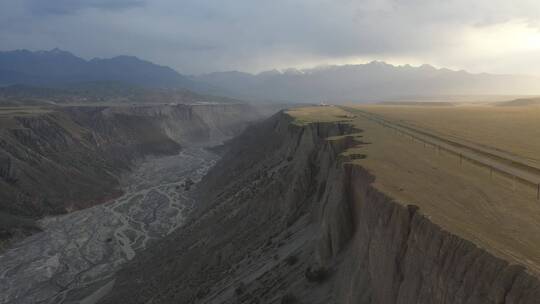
1, 0, 540, 74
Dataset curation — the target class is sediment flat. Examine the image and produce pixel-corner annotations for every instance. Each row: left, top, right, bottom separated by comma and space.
0, 148, 217, 304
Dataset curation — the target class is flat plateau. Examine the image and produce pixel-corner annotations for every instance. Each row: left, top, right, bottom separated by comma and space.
287, 105, 540, 275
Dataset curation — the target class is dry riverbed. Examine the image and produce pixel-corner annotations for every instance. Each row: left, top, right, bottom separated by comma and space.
0, 148, 218, 304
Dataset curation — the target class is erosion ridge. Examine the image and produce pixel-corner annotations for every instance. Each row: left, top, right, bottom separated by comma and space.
0, 103, 263, 247
100, 109, 539, 303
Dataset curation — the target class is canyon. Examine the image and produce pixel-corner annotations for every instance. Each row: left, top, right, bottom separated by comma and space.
0, 102, 264, 239
0, 148, 218, 304
99, 108, 540, 303
1, 102, 539, 304
5, 3, 540, 301
0, 101, 272, 304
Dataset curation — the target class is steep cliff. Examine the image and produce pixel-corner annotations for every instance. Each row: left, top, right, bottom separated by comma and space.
101, 111, 539, 303
0, 103, 264, 245
102, 103, 262, 146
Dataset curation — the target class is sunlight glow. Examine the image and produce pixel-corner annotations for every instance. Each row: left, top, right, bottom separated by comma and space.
465, 20, 540, 55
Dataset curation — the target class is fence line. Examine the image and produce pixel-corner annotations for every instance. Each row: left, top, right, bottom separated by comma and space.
346, 108, 540, 200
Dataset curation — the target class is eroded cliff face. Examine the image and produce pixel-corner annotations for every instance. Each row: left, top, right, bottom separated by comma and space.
0, 103, 263, 235
329, 167, 540, 304
91, 103, 262, 146
100, 111, 540, 304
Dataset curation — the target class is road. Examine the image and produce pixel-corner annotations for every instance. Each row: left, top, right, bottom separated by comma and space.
345, 107, 540, 196
0, 148, 218, 304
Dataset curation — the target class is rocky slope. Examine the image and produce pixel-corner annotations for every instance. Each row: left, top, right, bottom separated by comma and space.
101, 111, 540, 303
0, 103, 264, 246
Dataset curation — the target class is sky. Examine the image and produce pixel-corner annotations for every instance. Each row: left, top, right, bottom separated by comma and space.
2, 0, 540, 75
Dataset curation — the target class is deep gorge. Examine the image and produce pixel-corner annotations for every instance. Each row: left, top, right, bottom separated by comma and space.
0, 103, 264, 239
99, 111, 540, 303
0, 102, 271, 304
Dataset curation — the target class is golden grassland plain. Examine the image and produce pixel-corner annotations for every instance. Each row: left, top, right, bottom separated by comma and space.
286, 105, 540, 275
355, 104, 540, 165
286, 106, 354, 125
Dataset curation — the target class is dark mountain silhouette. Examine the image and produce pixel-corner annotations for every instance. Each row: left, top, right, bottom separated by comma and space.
0, 49, 211, 91
3, 50, 540, 103
195, 62, 540, 102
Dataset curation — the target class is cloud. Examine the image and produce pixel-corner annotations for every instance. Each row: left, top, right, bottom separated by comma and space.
25, 0, 145, 15
1, 0, 540, 74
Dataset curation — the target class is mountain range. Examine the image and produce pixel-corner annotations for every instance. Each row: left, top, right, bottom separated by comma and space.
0, 49, 212, 91
196, 63, 540, 102
2, 49, 540, 103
